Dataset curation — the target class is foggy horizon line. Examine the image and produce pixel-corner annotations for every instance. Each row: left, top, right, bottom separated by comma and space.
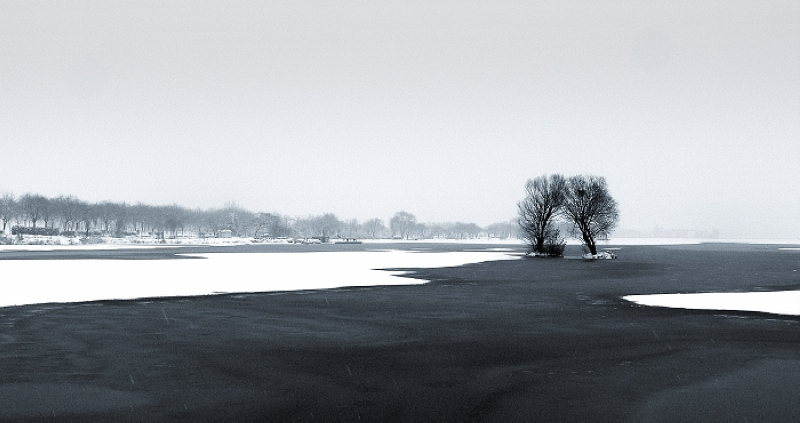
1, 191, 777, 240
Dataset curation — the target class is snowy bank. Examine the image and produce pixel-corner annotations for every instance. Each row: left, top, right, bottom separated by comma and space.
0, 250, 520, 308
624, 291, 800, 316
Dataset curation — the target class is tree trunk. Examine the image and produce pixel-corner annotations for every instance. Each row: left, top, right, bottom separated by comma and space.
584, 235, 597, 255
535, 238, 545, 254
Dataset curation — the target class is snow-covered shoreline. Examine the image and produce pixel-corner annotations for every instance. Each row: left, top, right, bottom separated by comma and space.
0, 250, 521, 309
1, 235, 798, 252
0, 235, 526, 250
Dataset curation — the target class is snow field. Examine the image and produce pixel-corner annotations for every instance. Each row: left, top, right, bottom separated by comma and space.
624, 291, 800, 316
0, 250, 520, 308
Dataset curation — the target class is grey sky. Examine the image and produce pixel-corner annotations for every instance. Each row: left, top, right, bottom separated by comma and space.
1, 1, 798, 238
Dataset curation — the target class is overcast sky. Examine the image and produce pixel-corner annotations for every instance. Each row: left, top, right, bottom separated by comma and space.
1, 1, 798, 238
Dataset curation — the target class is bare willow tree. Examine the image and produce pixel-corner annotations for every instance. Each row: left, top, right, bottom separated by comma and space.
562, 175, 619, 255
518, 174, 567, 255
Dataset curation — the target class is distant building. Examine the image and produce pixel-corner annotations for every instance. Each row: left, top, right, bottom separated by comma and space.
216, 229, 232, 238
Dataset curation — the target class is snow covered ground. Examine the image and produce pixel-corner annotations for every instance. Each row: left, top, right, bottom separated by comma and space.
600, 237, 800, 246
0, 235, 259, 248
0, 250, 520, 308
624, 291, 800, 316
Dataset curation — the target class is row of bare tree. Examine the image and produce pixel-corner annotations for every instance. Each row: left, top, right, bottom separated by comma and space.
388, 211, 515, 240
0, 193, 285, 238
0, 193, 518, 241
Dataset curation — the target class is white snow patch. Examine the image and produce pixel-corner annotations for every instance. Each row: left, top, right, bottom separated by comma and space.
361, 238, 524, 245
624, 291, 800, 316
0, 250, 519, 308
0, 236, 256, 250
0, 244, 189, 252
582, 252, 617, 260
601, 238, 800, 246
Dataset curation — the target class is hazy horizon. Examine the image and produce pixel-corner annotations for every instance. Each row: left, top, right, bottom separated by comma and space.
2, 1, 798, 238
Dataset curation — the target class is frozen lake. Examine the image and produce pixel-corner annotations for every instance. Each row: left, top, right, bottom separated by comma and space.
0, 249, 520, 308
2, 241, 798, 316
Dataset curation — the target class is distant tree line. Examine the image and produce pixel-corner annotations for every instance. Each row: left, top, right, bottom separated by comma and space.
518, 174, 619, 256
0, 192, 519, 241
387, 211, 515, 240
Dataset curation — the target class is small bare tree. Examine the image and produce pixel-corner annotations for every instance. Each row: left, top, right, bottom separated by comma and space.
518, 174, 567, 255
253, 212, 285, 238
54, 195, 81, 233
76, 200, 97, 237
562, 175, 619, 255
308, 213, 342, 239
20, 194, 48, 228
362, 218, 385, 239
0, 193, 17, 234
390, 211, 417, 239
